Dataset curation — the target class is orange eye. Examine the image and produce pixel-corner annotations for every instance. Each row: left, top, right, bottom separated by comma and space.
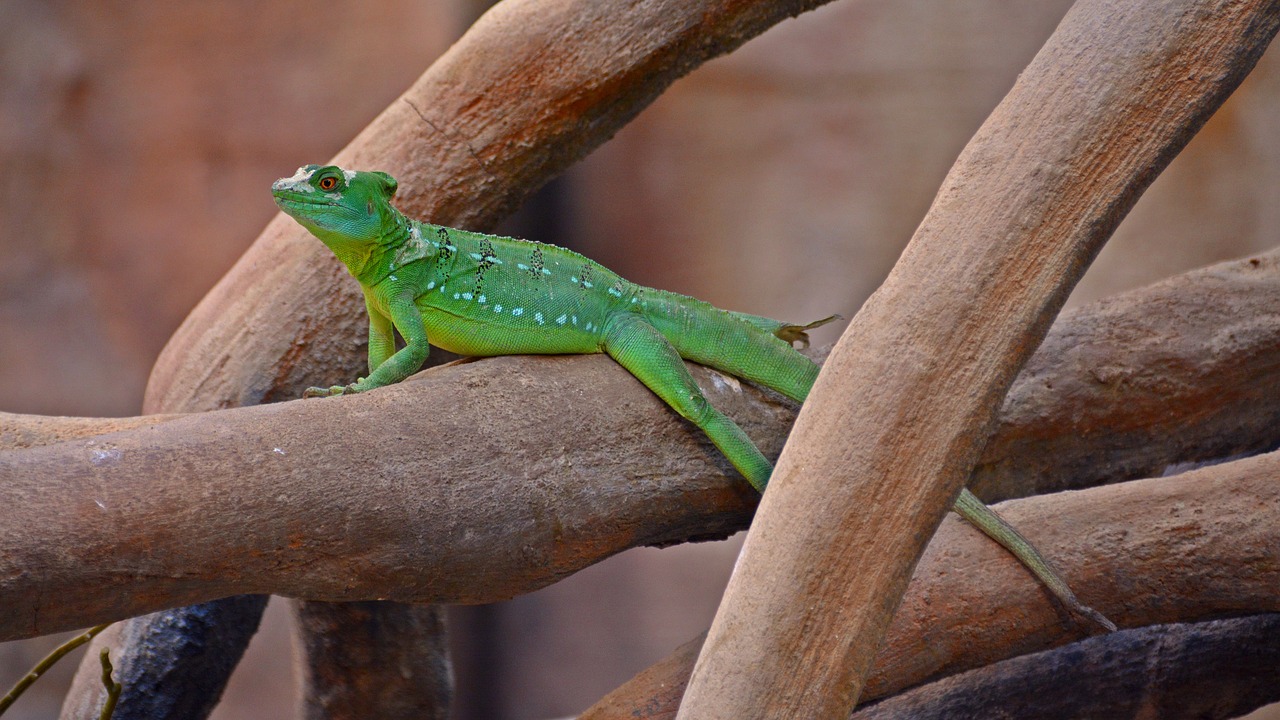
318, 176, 338, 191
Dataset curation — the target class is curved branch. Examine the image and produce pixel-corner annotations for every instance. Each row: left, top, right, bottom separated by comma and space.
851, 614, 1280, 720
675, 2, 1280, 717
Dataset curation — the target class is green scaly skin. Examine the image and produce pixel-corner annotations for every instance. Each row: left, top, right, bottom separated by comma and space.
273, 164, 1116, 632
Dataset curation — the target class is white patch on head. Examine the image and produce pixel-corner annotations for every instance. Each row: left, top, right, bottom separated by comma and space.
342, 168, 357, 182
273, 166, 318, 194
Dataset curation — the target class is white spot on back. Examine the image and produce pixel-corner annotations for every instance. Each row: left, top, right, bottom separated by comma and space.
535, 312, 544, 324
478, 294, 486, 304
461, 292, 473, 301
556, 314, 567, 325
512, 308, 524, 316
494, 305, 503, 313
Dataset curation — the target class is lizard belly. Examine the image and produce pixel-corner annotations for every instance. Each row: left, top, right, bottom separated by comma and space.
418, 303, 605, 356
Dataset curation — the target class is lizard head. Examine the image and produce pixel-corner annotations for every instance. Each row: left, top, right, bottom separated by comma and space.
272, 164, 400, 245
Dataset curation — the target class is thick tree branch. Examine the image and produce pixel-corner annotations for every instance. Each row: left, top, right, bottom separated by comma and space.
292, 602, 451, 720
676, 1, 1280, 717
851, 614, 1280, 720
3, 365, 1278, 646
974, 249, 1280, 501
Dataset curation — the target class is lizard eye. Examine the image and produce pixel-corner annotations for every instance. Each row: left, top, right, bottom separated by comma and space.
318, 175, 339, 191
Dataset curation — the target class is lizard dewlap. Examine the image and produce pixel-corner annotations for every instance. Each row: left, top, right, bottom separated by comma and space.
273, 164, 1115, 633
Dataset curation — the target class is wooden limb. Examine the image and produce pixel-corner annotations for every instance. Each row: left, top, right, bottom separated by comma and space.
0, 413, 180, 452
675, 2, 1280, 717
2, 357, 1278, 639
578, 451, 1280, 719
57, 597, 268, 720
974, 247, 1280, 501
292, 601, 451, 720
851, 614, 1280, 720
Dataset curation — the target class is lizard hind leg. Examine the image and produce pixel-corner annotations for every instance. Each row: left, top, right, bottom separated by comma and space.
602, 314, 774, 491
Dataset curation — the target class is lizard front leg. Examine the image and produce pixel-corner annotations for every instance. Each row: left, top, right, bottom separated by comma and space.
304, 292, 427, 398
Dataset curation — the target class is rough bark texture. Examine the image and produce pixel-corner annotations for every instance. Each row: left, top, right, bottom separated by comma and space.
292, 602, 452, 720
973, 248, 1280, 501
675, 1, 1280, 717
0, 412, 180, 451
851, 614, 1280, 720
58, 596, 268, 720
67, 0, 836, 717
3, 380, 1279, 669
579, 452, 1280, 719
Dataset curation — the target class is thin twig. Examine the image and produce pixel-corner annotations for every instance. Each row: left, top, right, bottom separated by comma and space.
0, 624, 110, 715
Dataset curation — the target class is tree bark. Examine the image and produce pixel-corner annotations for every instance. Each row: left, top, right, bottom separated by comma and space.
675, 1, 1280, 717
973, 249, 1280, 501
292, 602, 451, 720
850, 614, 1280, 720
4, 385, 1279, 664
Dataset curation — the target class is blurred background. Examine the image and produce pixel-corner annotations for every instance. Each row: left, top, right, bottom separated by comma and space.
2, 1, 1278, 718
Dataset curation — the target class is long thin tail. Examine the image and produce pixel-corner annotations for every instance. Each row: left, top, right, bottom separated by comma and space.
953, 488, 1117, 632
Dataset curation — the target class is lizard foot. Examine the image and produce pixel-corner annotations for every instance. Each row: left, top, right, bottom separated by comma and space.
775, 314, 841, 348
303, 383, 360, 398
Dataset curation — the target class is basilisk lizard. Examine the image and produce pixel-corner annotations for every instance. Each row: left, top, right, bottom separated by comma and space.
272, 164, 1115, 631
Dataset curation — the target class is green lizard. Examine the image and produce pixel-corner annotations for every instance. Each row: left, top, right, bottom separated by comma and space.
272, 164, 1115, 631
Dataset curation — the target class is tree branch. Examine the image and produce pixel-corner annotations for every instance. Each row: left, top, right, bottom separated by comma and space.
675, 1, 1280, 716
851, 614, 1280, 720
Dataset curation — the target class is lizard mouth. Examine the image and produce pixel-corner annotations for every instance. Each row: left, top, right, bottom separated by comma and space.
272, 192, 342, 212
